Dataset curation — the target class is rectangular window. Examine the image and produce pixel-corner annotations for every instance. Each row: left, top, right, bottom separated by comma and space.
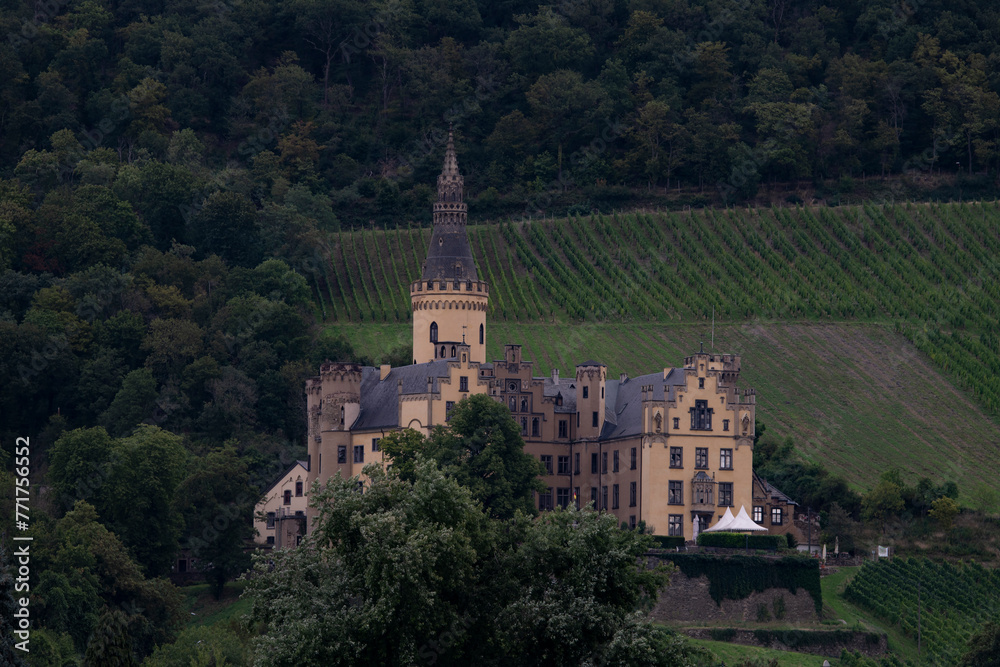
698, 377, 704, 389
460, 376, 468, 392
720, 448, 733, 470
574, 487, 580, 509
592, 411, 598, 428
629, 515, 636, 529
539, 488, 553, 511
574, 453, 580, 475
583, 386, 589, 399
591, 453, 598, 474
723, 419, 730, 431
372, 438, 380, 452
590, 487, 597, 507
629, 482, 636, 507
613, 450, 620, 472
601, 485, 608, 510
718, 482, 733, 507
630, 447, 637, 470
531, 418, 539, 436
540, 455, 553, 475
521, 417, 528, 435
557, 455, 570, 475
753, 506, 764, 523
283, 490, 291, 505
558, 420, 568, 438
557, 487, 570, 509
690, 399, 712, 430
446, 401, 455, 421
771, 507, 783, 525
295, 481, 303, 496
673, 417, 679, 429
695, 447, 708, 469
668, 514, 683, 537
353, 446, 364, 464
337, 446, 347, 464
670, 446, 683, 468
612, 484, 619, 509
601, 452, 608, 474
266, 512, 275, 529
668, 481, 683, 505
266, 536, 274, 545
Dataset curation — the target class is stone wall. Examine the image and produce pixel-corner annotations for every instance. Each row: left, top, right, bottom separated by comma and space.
650, 570, 819, 623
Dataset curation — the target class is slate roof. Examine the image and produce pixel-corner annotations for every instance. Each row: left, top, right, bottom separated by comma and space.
601, 368, 687, 440
351, 360, 455, 431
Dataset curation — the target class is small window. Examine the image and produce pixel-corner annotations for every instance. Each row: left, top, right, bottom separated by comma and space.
720, 448, 733, 470
450, 345, 456, 357
771, 507, 783, 525
629, 515, 637, 529
612, 484, 619, 509
460, 376, 468, 392
753, 506, 764, 523
668, 514, 683, 537
601, 387, 604, 398
629, 481, 636, 507
266, 536, 274, 545
574, 453, 580, 475
670, 447, 683, 468
673, 417, 680, 429
558, 455, 570, 475
283, 490, 291, 505
440, 345, 446, 358
337, 446, 346, 464
601, 452, 607, 474
521, 417, 527, 435
583, 386, 589, 399
613, 450, 619, 472
532, 418, 539, 436
699, 378, 704, 389
479, 323, 483, 344
630, 447, 637, 470
557, 487, 570, 509
591, 453, 598, 474
353, 446, 364, 464
592, 411, 598, 428
590, 487, 597, 507
540, 455, 553, 475
668, 481, 683, 505
266, 512, 275, 529
430, 321, 438, 343
602, 486, 608, 510
295, 480, 303, 497
718, 482, 733, 507
539, 488, 553, 511
372, 438, 380, 452
723, 419, 730, 431
574, 487, 581, 509
695, 447, 708, 469
446, 401, 455, 421
558, 420, 568, 438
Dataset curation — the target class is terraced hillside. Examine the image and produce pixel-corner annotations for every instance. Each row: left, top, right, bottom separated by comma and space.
320, 202, 1000, 495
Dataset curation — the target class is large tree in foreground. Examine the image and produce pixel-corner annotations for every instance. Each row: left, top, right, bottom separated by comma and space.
244, 457, 706, 667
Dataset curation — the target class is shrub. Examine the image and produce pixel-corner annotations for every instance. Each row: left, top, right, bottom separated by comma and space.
697, 532, 788, 550
756, 603, 771, 622
651, 535, 685, 549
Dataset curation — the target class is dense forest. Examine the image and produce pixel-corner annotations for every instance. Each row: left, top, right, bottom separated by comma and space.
2, 0, 1000, 231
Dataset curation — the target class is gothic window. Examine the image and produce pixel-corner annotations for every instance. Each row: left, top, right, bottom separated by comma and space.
283, 490, 291, 505
509, 396, 516, 412
440, 345, 446, 358
295, 480, 303, 496
583, 386, 589, 399
690, 400, 713, 430
430, 322, 438, 343
520, 397, 528, 412
699, 378, 704, 389
450, 345, 456, 357
479, 323, 484, 344
532, 418, 539, 436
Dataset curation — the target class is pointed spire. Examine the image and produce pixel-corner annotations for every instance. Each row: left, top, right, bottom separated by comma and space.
440, 125, 460, 181
436, 126, 464, 206
422, 126, 475, 281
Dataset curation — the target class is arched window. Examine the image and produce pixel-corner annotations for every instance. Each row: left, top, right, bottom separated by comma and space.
450, 345, 456, 357
430, 322, 438, 343
440, 345, 446, 358
520, 398, 528, 412
479, 323, 484, 344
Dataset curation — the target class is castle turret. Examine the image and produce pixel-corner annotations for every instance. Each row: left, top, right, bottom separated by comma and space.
410, 129, 489, 364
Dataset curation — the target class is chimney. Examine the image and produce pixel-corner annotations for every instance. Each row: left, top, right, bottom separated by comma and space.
552, 368, 559, 383
380, 364, 391, 381
620, 372, 628, 383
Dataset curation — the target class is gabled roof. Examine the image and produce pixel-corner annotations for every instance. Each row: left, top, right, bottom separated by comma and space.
352, 360, 457, 431
601, 368, 686, 440
262, 460, 308, 496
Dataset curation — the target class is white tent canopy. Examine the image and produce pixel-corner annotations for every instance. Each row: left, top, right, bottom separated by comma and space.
702, 507, 735, 532
726, 505, 769, 532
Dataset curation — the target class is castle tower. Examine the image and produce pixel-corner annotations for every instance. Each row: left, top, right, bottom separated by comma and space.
410, 129, 489, 364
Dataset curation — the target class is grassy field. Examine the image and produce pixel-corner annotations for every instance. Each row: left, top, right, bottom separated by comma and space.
686, 636, 844, 666
333, 320, 999, 497
181, 581, 250, 628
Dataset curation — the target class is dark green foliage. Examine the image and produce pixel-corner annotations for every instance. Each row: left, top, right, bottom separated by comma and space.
658, 553, 822, 614
696, 533, 788, 550
960, 621, 1000, 667
709, 628, 736, 642
749, 629, 883, 650
83, 607, 136, 667
650, 535, 685, 549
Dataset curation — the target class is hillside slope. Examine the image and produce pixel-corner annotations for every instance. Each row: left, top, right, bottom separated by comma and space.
337, 321, 998, 497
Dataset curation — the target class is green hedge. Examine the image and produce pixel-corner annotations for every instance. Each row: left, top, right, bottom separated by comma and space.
657, 553, 822, 614
650, 535, 686, 549
697, 532, 787, 550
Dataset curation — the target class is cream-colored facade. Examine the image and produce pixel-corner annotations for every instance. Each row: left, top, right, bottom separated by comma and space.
267, 130, 777, 543
254, 460, 309, 548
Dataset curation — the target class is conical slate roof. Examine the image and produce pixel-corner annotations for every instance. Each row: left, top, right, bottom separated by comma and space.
421, 129, 478, 282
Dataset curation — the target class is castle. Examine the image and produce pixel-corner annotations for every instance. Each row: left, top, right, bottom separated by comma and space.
255, 131, 805, 545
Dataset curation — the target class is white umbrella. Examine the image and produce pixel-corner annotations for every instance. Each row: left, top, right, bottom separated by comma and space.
692, 516, 700, 540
